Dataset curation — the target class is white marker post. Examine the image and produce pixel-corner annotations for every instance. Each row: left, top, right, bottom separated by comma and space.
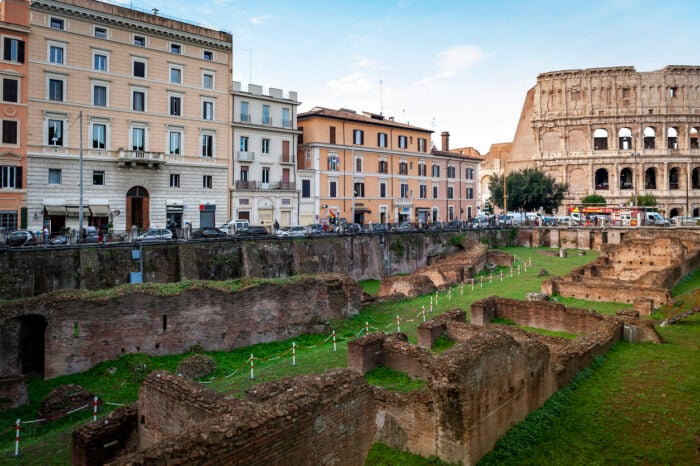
396, 315, 401, 333
249, 354, 255, 380
332, 330, 337, 352
292, 342, 296, 367
365, 321, 369, 335
93, 396, 98, 422
14, 419, 20, 457
422, 306, 426, 322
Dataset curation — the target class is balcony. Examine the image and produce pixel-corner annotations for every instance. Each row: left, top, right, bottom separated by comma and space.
280, 153, 295, 164
262, 116, 272, 126
236, 151, 255, 162
395, 197, 412, 207
117, 149, 165, 168
240, 113, 250, 123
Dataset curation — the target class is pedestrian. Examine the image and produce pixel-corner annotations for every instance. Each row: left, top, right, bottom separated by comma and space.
82, 228, 87, 242
43, 225, 49, 246
273, 219, 279, 232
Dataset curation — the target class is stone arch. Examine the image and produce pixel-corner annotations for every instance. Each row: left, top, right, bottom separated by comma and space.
693, 167, 700, 189
541, 131, 560, 152
568, 129, 586, 151
620, 167, 633, 190
690, 127, 698, 149
595, 168, 609, 190
667, 127, 679, 149
669, 207, 682, 218
644, 167, 657, 189
618, 127, 632, 150
593, 128, 608, 150
643, 126, 656, 149
669, 167, 681, 190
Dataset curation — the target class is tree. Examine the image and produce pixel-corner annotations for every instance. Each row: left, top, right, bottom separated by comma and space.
581, 194, 606, 205
488, 168, 568, 214
633, 194, 657, 207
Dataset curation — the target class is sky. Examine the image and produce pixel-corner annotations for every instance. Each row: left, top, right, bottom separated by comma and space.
113, 0, 697, 154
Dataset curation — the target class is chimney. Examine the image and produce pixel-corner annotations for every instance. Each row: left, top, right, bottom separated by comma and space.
441, 131, 450, 152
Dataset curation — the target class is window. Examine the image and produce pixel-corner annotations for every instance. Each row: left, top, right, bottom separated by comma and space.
240, 101, 249, 122
91, 124, 106, 148
132, 90, 145, 111
355, 158, 362, 173
0, 211, 17, 230
302, 179, 311, 198
262, 138, 270, 154
1, 166, 21, 189
170, 66, 182, 84
93, 85, 107, 107
3, 38, 25, 63
170, 174, 180, 188
466, 187, 474, 199
49, 45, 64, 64
379, 182, 387, 198
94, 27, 107, 39
432, 164, 440, 177
133, 35, 145, 47
262, 105, 270, 125
400, 183, 409, 198
282, 108, 290, 128
240, 136, 249, 152
48, 119, 63, 145
93, 53, 107, 71
203, 50, 213, 61
354, 182, 365, 197
133, 60, 146, 78
418, 162, 426, 176
420, 185, 427, 199
48, 78, 63, 101
168, 131, 181, 155
399, 162, 408, 174
329, 180, 337, 198
330, 126, 336, 144
2, 121, 17, 144
262, 167, 270, 183
328, 154, 339, 170
48, 168, 62, 184
240, 166, 248, 181
669, 87, 678, 98
432, 186, 438, 199
202, 175, 212, 189
378, 133, 388, 148
50, 17, 64, 30
92, 170, 105, 185
418, 138, 427, 152
169, 95, 182, 116
447, 186, 454, 199
353, 129, 364, 145
378, 160, 388, 173
447, 166, 456, 178
398, 135, 407, 149
202, 100, 213, 120
201, 134, 213, 157
170, 43, 182, 54
131, 127, 145, 151
202, 73, 213, 89
466, 167, 474, 180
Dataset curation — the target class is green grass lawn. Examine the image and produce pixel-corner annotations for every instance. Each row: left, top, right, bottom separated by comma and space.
1, 246, 697, 465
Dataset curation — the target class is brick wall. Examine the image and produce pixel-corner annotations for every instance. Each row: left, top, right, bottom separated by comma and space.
72, 405, 138, 466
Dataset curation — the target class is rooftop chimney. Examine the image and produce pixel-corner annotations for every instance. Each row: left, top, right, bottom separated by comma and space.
441, 131, 450, 152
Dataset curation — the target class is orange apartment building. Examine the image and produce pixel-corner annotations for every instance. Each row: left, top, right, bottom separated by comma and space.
0, 0, 29, 230
297, 107, 480, 226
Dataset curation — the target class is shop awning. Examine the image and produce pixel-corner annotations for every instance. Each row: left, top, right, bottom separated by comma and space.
89, 205, 110, 217
65, 206, 85, 217
44, 205, 66, 215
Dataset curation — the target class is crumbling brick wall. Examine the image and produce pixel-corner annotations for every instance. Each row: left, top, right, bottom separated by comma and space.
72, 405, 138, 466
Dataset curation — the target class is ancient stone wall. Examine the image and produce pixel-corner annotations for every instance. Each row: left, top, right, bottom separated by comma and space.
72, 405, 138, 466
104, 369, 376, 466
0, 275, 362, 379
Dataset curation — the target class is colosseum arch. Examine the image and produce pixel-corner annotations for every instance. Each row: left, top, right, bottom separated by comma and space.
620, 168, 633, 190
691, 127, 699, 149
667, 127, 679, 149
541, 131, 560, 152
669, 207, 683, 218
618, 127, 632, 150
595, 168, 609, 190
693, 167, 700, 189
644, 127, 656, 149
593, 128, 608, 150
669, 167, 681, 190
644, 167, 657, 189
567, 129, 586, 151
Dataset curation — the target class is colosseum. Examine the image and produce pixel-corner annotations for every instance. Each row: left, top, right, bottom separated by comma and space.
507, 65, 700, 217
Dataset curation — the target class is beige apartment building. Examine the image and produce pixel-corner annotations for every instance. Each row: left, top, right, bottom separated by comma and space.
231, 81, 301, 226
25, 0, 232, 234
509, 66, 700, 217
0, 0, 29, 230
297, 107, 480, 226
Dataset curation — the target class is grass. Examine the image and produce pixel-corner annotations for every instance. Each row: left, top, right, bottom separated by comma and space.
2, 246, 697, 465
364, 366, 427, 392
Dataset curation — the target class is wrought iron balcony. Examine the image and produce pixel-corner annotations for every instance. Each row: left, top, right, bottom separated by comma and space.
117, 149, 165, 168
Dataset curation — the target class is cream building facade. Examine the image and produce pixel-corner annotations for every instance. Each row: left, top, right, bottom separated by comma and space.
230, 81, 300, 226
26, 0, 232, 233
509, 66, 700, 217
297, 107, 480, 226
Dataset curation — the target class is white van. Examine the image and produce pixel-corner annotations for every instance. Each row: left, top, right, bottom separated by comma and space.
220, 219, 249, 235
645, 212, 670, 226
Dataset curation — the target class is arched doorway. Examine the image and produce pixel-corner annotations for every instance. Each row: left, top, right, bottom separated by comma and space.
669, 208, 681, 218
16, 315, 47, 377
126, 186, 150, 229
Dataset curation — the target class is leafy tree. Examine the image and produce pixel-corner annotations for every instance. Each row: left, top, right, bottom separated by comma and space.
632, 194, 657, 207
581, 194, 606, 205
488, 168, 568, 214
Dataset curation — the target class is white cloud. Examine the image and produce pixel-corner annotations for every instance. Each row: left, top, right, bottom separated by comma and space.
251, 15, 273, 25
352, 55, 378, 68
323, 72, 376, 97
415, 45, 486, 86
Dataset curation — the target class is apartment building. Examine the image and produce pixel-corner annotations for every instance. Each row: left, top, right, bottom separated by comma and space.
0, 0, 29, 231
26, 0, 232, 233
297, 107, 480, 226
231, 81, 301, 226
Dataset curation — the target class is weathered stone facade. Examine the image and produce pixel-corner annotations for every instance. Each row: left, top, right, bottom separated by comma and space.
509, 66, 700, 217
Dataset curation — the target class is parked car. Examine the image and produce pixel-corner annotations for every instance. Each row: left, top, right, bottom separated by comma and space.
191, 227, 227, 239
6, 230, 37, 247
235, 225, 269, 237
138, 228, 173, 241
276, 226, 307, 238
397, 221, 415, 232
49, 234, 69, 245
342, 223, 363, 234
443, 220, 463, 231
220, 219, 250, 235
307, 224, 327, 235
369, 223, 389, 234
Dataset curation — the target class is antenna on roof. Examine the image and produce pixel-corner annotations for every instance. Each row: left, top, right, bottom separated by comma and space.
379, 79, 383, 116
152, 8, 159, 15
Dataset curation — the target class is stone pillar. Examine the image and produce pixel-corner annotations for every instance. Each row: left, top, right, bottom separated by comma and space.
577, 229, 591, 250
549, 228, 560, 248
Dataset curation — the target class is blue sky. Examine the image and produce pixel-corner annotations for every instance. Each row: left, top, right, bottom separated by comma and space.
115, 0, 697, 153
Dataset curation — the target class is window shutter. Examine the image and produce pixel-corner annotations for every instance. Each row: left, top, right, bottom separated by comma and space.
15, 167, 22, 189
17, 41, 25, 63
